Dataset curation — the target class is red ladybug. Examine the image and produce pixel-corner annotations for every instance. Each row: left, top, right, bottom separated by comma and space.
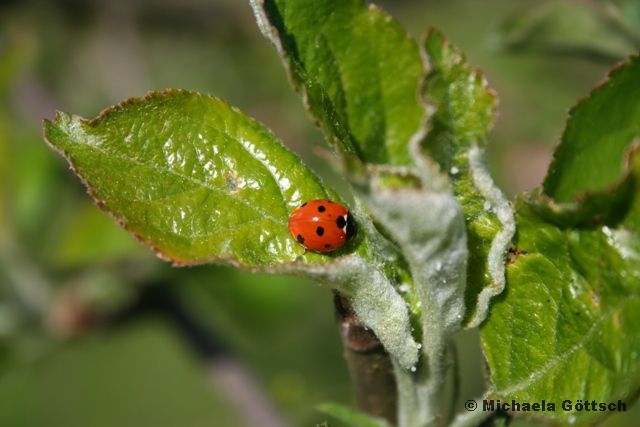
288, 199, 354, 253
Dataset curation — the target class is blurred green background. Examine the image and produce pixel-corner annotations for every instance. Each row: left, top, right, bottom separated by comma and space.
1, 0, 639, 426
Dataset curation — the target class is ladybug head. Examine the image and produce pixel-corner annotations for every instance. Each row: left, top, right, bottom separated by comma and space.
345, 213, 356, 241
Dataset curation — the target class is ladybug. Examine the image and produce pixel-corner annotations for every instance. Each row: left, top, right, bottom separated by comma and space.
288, 199, 354, 253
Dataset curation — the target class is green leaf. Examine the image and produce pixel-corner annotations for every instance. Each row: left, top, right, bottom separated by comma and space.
421, 30, 515, 327
251, 0, 423, 166
544, 53, 640, 203
423, 30, 496, 155
481, 152, 640, 424
318, 403, 392, 427
43, 89, 335, 267
483, 51, 640, 424
481, 201, 640, 424
43, 89, 420, 370
492, 0, 638, 62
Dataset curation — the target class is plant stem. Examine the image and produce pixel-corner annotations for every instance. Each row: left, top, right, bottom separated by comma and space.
449, 401, 501, 427
334, 292, 398, 425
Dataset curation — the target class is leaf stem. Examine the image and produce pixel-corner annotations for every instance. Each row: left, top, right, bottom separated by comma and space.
334, 292, 398, 425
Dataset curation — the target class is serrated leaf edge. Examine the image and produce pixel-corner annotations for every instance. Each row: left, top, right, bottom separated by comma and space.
536, 139, 640, 223
466, 144, 516, 328
418, 29, 513, 327
248, 0, 359, 161
420, 28, 500, 143
543, 51, 640, 199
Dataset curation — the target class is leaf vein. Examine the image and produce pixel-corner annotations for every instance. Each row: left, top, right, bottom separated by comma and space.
74, 137, 284, 225
493, 287, 640, 396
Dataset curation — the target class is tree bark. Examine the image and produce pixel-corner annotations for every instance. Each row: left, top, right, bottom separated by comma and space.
334, 292, 398, 425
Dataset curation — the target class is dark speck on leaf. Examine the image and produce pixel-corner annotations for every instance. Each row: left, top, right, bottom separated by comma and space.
226, 175, 237, 191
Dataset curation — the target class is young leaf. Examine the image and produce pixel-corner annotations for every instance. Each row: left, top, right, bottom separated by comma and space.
421, 30, 515, 327
43, 89, 336, 267
481, 190, 640, 424
544, 53, 640, 202
318, 403, 392, 427
251, 0, 423, 166
368, 162, 467, 341
363, 149, 467, 426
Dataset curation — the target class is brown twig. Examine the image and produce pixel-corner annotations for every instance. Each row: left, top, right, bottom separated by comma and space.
334, 292, 398, 425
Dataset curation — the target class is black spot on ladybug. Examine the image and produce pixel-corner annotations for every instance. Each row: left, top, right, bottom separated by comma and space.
301, 202, 307, 207
296, 234, 305, 244
318, 205, 326, 212
316, 226, 324, 236
336, 216, 346, 229
324, 244, 332, 249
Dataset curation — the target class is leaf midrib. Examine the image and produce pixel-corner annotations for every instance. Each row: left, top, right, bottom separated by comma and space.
128, 195, 276, 239
66, 130, 286, 227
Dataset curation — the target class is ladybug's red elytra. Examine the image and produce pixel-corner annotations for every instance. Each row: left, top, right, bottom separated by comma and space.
288, 199, 354, 253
